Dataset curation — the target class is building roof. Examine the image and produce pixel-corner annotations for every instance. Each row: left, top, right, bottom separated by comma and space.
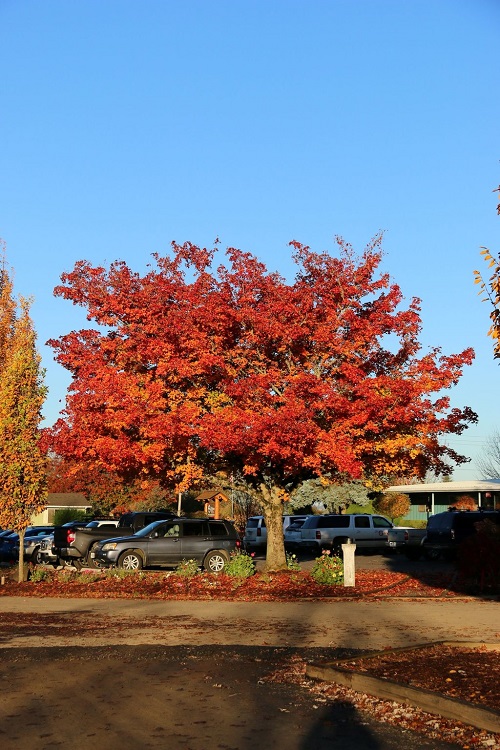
387, 480, 500, 493
46, 492, 91, 507
195, 490, 229, 501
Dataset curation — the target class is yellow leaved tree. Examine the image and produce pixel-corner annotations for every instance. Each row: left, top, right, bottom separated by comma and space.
0, 248, 48, 582
474, 186, 500, 359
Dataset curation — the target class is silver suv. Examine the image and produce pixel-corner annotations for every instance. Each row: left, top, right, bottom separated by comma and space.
298, 514, 393, 555
243, 515, 309, 551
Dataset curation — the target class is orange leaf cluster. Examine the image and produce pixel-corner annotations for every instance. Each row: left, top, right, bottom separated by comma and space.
45, 236, 476, 498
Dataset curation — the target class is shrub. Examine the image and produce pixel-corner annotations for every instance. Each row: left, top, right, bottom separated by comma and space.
175, 558, 199, 577
373, 492, 411, 520
286, 553, 301, 571
53, 508, 90, 525
224, 549, 256, 578
310, 549, 344, 585
29, 566, 52, 583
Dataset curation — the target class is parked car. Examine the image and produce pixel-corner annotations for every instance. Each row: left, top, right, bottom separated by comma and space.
424, 509, 500, 559
284, 518, 310, 551
37, 521, 93, 567
298, 513, 393, 555
0, 526, 54, 563
386, 526, 428, 559
0, 531, 18, 562
21, 527, 56, 563
53, 511, 178, 569
92, 517, 240, 572
244, 515, 309, 551
84, 520, 119, 529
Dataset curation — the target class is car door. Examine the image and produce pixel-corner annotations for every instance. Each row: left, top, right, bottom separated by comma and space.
371, 515, 393, 548
180, 521, 209, 564
146, 521, 182, 566
353, 516, 372, 548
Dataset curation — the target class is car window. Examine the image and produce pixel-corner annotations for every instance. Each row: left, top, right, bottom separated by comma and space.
319, 516, 349, 528
163, 523, 180, 537
182, 522, 206, 537
135, 520, 167, 537
427, 514, 450, 531
246, 518, 264, 528
372, 516, 392, 528
354, 517, 370, 528
209, 522, 228, 536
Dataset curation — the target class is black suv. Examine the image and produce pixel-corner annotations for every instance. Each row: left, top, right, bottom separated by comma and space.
92, 518, 240, 572
425, 510, 500, 559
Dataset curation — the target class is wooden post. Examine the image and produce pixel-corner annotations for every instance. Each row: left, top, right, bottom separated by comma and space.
342, 539, 356, 587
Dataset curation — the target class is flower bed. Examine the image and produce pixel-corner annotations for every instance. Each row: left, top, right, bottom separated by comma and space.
0, 567, 478, 600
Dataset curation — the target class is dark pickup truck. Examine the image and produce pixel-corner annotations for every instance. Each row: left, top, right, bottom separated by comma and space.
52, 511, 177, 569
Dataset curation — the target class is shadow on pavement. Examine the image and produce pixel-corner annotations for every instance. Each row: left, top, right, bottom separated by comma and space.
0, 645, 458, 750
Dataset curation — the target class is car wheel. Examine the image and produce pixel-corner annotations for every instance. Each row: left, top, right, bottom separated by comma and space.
330, 538, 349, 557
423, 547, 441, 561
86, 543, 107, 569
204, 551, 227, 573
62, 557, 83, 570
31, 546, 42, 565
118, 551, 143, 571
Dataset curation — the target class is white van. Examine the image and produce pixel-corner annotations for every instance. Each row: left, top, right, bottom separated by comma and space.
243, 515, 308, 551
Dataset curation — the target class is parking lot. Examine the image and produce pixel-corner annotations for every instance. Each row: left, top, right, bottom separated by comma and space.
253, 548, 455, 576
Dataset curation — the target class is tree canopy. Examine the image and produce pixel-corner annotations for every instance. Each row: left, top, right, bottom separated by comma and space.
45, 236, 477, 569
0, 251, 47, 580
474, 185, 500, 360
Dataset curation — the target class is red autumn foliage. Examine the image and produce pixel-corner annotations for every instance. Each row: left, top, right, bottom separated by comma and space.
44, 237, 477, 569
449, 494, 478, 511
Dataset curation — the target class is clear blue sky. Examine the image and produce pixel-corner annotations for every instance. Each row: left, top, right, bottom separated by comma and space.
1, 0, 499, 480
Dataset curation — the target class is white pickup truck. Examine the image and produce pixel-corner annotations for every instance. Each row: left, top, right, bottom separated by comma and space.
386, 526, 428, 560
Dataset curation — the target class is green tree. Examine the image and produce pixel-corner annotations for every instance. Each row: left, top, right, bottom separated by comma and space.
0, 254, 47, 582
289, 479, 371, 513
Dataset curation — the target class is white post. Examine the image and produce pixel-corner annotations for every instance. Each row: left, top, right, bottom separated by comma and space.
342, 539, 356, 587
177, 491, 182, 516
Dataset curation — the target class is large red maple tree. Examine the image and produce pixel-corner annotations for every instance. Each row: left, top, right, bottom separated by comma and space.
45, 236, 476, 569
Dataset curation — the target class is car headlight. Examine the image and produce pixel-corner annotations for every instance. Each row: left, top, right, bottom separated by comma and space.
101, 542, 117, 551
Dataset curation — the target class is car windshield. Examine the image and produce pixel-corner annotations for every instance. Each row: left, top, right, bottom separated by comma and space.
133, 520, 167, 538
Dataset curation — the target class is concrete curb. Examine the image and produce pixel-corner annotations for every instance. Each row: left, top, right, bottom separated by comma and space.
306, 640, 500, 734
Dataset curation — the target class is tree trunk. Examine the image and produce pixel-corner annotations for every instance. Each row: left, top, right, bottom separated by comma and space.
260, 484, 287, 572
17, 528, 27, 583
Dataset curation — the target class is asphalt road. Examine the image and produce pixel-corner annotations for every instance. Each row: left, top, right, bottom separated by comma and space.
0, 645, 464, 750
1, 551, 497, 749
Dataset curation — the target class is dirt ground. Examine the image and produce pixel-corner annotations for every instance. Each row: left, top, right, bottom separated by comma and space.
0, 645, 464, 750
